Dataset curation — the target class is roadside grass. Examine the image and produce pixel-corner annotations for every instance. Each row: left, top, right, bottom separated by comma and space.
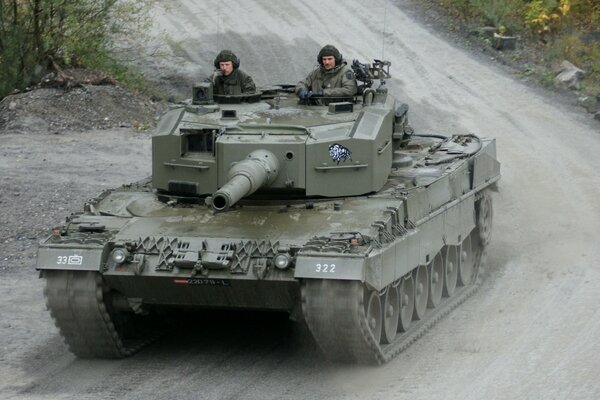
434, 0, 600, 97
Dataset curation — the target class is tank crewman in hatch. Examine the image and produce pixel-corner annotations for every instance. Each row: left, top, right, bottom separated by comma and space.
210, 49, 256, 95
295, 44, 358, 101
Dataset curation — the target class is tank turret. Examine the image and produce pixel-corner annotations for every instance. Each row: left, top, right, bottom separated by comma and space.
151, 60, 410, 205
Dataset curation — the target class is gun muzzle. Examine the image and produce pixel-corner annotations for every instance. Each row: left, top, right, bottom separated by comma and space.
212, 149, 279, 211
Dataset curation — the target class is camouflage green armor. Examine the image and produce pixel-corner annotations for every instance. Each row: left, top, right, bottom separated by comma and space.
37, 60, 500, 364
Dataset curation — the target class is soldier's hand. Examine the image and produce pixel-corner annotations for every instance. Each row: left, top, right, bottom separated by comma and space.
297, 87, 309, 100
308, 90, 323, 98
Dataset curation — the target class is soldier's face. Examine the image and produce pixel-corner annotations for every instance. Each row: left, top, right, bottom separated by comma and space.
219, 61, 234, 76
321, 56, 336, 71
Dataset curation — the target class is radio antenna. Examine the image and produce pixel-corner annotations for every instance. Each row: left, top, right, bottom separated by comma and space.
216, 3, 221, 49
381, 0, 387, 60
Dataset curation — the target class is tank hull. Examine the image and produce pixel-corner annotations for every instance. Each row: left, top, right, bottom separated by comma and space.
37, 139, 499, 361
37, 84, 500, 362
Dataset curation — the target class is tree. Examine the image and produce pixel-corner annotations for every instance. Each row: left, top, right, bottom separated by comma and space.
0, 0, 152, 98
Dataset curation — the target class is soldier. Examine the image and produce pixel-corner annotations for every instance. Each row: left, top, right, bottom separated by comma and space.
211, 50, 256, 95
296, 45, 358, 101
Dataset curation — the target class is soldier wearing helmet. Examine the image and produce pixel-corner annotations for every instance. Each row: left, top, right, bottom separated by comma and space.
211, 50, 256, 95
296, 45, 357, 101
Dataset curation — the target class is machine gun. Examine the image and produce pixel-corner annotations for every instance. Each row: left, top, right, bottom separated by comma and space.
351, 59, 391, 94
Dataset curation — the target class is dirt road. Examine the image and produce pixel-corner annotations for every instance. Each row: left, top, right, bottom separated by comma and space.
1, 1, 599, 399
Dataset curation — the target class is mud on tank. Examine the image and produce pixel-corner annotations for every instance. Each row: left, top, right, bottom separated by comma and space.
37, 60, 500, 363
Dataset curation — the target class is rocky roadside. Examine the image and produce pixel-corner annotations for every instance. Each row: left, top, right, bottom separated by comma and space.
0, 77, 165, 135
399, 0, 600, 123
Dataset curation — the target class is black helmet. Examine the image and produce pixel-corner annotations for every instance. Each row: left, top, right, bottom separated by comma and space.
317, 45, 342, 66
214, 49, 240, 69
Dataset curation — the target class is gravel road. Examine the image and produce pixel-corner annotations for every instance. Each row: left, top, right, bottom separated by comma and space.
1, 1, 599, 399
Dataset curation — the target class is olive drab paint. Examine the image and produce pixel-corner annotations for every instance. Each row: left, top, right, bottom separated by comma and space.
36, 60, 500, 363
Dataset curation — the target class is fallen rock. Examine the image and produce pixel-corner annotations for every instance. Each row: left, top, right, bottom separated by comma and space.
578, 95, 598, 113
40, 68, 117, 90
554, 60, 586, 90
492, 33, 517, 51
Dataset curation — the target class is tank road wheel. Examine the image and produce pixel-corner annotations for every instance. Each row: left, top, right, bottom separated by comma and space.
413, 265, 429, 320
397, 274, 415, 332
476, 191, 493, 247
443, 246, 459, 297
458, 234, 475, 286
365, 289, 383, 343
381, 286, 400, 344
428, 252, 444, 308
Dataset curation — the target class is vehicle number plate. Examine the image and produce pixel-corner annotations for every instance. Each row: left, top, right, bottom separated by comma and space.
56, 254, 83, 266
315, 263, 336, 273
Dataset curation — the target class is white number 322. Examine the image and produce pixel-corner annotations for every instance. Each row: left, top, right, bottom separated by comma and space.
315, 263, 336, 273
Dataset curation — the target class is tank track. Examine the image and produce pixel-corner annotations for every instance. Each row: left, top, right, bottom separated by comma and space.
44, 270, 156, 358
302, 234, 488, 364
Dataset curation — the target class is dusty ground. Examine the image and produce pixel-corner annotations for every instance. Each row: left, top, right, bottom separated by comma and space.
1, 0, 599, 399
0, 82, 162, 135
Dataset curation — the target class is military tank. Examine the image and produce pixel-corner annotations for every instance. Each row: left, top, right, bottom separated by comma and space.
37, 60, 500, 363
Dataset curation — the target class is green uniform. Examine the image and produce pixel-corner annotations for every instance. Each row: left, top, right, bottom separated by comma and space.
212, 69, 256, 95
296, 63, 357, 97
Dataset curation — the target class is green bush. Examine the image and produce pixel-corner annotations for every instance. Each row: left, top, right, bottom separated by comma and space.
431, 0, 599, 94
0, 0, 152, 98
435, 0, 599, 36
470, 0, 524, 32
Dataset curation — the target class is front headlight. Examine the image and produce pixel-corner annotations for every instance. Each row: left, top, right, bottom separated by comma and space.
110, 248, 129, 265
273, 253, 291, 270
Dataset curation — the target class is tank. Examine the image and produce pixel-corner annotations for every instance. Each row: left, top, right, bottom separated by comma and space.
36, 60, 500, 363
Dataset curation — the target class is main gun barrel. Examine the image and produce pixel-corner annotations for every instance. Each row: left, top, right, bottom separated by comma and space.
211, 149, 279, 211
